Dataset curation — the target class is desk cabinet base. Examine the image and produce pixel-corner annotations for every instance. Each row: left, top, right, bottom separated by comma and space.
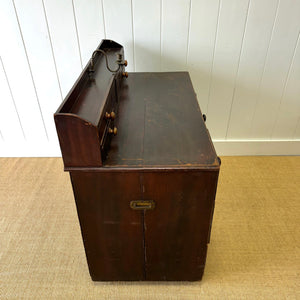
70, 169, 219, 281
55, 40, 220, 281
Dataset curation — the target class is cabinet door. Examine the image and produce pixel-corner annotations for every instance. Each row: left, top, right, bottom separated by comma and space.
142, 171, 219, 281
70, 171, 144, 281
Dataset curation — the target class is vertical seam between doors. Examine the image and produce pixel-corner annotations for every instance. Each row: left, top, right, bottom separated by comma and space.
139, 173, 147, 280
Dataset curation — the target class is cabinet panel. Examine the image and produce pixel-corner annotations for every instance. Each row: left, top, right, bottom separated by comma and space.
143, 171, 219, 281
70, 171, 144, 280
69, 169, 219, 281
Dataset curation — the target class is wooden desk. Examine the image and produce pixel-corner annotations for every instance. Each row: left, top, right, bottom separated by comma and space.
55, 40, 220, 281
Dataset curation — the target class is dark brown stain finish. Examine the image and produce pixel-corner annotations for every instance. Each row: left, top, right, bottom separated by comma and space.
70, 171, 145, 281
55, 39, 220, 281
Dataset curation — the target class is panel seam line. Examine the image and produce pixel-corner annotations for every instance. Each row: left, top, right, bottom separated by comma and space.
0, 56, 26, 139
12, 0, 49, 140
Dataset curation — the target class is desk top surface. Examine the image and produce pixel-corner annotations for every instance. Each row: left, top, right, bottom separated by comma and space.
104, 72, 218, 169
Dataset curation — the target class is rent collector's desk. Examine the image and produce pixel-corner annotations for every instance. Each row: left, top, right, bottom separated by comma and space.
55, 40, 220, 281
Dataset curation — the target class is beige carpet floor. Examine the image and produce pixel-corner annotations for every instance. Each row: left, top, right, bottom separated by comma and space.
0, 157, 299, 299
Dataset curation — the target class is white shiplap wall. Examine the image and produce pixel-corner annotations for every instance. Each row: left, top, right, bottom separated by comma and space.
0, 0, 299, 156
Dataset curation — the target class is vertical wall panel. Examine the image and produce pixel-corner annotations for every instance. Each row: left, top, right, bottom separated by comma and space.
0, 58, 24, 142
294, 119, 300, 139
14, 0, 62, 142
251, 0, 300, 139
132, 0, 161, 71
187, 0, 220, 113
73, 0, 106, 66
226, 0, 279, 139
161, 0, 190, 71
0, 0, 299, 156
206, 0, 250, 139
0, 0, 47, 141
43, 0, 82, 97
272, 34, 300, 139
102, 0, 134, 72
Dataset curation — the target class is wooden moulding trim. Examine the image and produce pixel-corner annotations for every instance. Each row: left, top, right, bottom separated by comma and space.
64, 165, 220, 172
54, 113, 94, 127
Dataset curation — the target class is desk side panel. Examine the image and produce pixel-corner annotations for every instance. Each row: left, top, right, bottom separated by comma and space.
55, 115, 102, 168
69, 168, 219, 281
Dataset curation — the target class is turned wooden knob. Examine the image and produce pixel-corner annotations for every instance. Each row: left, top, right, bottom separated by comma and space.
105, 111, 116, 120
110, 111, 116, 120
124, 60, 128, 67
108, 127, 117, 135
122, 72, 128, 78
